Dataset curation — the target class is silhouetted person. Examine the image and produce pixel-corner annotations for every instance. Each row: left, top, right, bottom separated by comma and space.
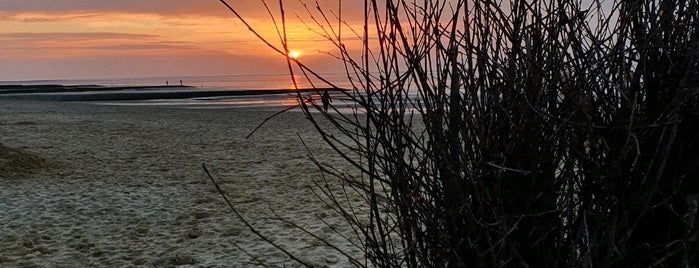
180, 80, 183, 86
166, 80, 169, 86
322, 91, 331, 112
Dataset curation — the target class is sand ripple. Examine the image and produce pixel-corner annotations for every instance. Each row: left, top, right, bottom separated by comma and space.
0, 101, 362, 267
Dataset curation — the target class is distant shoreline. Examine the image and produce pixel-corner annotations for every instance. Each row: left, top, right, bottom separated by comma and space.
0, 73, 352, 93
0, 84, 194, 94
0, 84, 345, 102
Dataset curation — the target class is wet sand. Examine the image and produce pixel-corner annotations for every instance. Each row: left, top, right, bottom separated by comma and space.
0, 100, 362, 267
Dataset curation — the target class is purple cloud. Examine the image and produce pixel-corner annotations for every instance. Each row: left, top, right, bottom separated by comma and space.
0, 0, 364, 19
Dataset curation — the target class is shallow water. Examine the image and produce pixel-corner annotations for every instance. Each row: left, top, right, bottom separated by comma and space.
0, 73, 352, 90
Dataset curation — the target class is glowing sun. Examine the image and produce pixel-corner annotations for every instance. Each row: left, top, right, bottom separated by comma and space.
288, 50, 301, 59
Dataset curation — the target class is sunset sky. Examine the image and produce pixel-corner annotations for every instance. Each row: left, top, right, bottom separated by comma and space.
0, 0, 364, 81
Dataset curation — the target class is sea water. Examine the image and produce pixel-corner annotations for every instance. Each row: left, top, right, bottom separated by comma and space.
0, 73, 351, 90
0, 73, 417, 112
0, 73, 358, 109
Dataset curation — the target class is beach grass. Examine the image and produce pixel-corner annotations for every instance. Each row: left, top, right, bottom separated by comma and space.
0, 144, 54, 178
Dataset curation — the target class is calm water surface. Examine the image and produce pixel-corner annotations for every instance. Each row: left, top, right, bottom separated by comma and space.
0, 74, 417, 112
0, 73, 351, 90
0, 74, 356, 109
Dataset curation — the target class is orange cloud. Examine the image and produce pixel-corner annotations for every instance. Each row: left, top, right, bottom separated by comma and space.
0, 1, 367, 80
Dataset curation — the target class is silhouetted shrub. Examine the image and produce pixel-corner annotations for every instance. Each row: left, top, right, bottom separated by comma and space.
221, 0, 699, 266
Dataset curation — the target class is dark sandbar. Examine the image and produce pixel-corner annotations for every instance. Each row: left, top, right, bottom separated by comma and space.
0, 85, 343, 101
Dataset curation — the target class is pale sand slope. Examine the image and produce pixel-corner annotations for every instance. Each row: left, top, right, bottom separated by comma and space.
0, 100, 364, 267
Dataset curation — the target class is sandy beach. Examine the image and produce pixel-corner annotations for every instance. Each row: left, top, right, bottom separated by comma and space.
0, 100, 362, 267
